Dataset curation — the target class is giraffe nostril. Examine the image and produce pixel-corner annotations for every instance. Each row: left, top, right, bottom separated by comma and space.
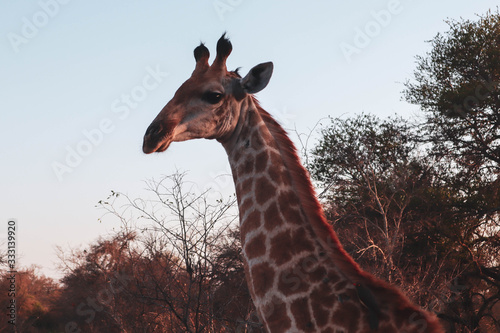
146, 123, 163, 139
143, 122, 165, 154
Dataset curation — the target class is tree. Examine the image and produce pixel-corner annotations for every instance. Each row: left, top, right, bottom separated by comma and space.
54, 232, 151, 333
309, 114, 453, 297
403, 9, 500, 174
403, 10, 500, 331
92, 172, 257, 332
0, 267, 60, 333
309, 112, 500, 332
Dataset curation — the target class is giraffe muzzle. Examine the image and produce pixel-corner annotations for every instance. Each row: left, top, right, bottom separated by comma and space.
142, 121, 173, 154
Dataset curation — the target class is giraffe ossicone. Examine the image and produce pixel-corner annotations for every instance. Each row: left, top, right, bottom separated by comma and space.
143, 34, 444, 333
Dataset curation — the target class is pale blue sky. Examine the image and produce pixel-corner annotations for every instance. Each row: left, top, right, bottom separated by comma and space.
1, 1, 497, 278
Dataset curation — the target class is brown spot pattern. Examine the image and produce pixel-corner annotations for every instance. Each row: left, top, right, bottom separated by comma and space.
240, 209, 261, 237
264, 201, 281, 230
312, 300, 330, 328
309, 265, 327, 283
245, 233, 266, 259
278, 267, 309, 296
279, 189, 300, 207
251, 130, 265, 150
291, 297, 315, 332
331, 301, 360, 332
324, 270, 340, 285
262, 297, 291, 333
278, 192, 303, 225
251, 262, 275, 298
238, 123, 251, 141
267, 166, 282, 185
269, 151, 282, 168
259, 124, 274, 145
269, 231, 294, 265
268, 151, 293, 187
255, 151, 268, 173
239, 197, 253, 215
232, 150, 242, 163
270, 230, 317, 267
280, 206, 303, 226
292, 228, 315, 254
297, 255, 331, 285
255, 176, 275, 205
237, 178, 253, 196
311, 283, 337, 309
239, 156, 254, 175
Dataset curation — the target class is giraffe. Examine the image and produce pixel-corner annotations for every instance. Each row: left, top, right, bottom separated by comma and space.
142, 35, 444, 333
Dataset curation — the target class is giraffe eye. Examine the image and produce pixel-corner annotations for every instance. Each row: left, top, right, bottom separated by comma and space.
202, 91, 224, 104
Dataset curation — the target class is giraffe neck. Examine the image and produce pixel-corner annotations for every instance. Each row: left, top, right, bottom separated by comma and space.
220, 98, 443, 333
221, 98, 363, 331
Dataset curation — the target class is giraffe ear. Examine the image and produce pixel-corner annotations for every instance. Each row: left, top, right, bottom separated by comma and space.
240, 62, 273, 94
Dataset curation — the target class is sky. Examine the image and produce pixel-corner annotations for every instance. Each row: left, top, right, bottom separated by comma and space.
1, 1, 498, 279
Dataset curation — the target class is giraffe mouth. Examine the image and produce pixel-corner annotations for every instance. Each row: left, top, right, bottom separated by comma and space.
143, 139, 172, 154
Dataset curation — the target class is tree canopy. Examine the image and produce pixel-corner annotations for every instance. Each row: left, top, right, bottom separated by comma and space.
404, 9, 500, 173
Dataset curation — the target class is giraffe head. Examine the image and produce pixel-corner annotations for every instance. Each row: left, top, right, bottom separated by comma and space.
143, 34, 273, 154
